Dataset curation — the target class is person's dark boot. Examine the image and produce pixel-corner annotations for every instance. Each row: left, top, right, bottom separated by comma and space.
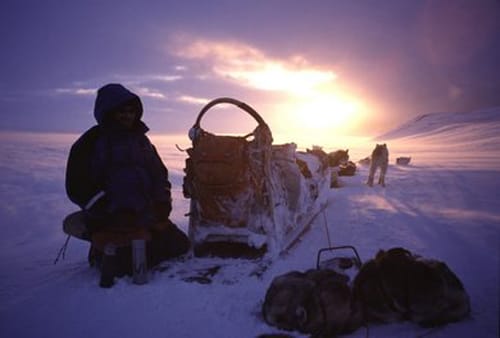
99, 244, 116, 288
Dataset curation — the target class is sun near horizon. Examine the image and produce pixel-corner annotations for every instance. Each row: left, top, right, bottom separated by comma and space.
175, 38, 379, 149
250, 67, 374, 150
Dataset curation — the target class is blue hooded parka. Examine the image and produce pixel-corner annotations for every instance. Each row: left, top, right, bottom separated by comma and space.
66, 84, 172, 228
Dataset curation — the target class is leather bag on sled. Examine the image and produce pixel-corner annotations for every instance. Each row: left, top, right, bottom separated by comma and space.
183, 97, 273, 228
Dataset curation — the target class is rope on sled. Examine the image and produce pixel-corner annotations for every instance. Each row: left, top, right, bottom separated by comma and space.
322, 210, 332, 247
53, 234, 71, 265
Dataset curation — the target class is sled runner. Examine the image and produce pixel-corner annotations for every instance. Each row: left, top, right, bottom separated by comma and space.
183, 97, 331, 257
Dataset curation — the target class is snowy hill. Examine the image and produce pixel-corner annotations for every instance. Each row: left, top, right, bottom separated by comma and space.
0, 108, 499, 338
378, 106, 500, 144
375, 107, 500, 170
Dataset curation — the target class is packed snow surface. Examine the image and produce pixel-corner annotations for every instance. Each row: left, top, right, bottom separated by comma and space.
0, 107, 499, 337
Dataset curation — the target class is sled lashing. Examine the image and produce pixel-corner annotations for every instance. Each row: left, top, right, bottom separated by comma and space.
183, 98, 330, 257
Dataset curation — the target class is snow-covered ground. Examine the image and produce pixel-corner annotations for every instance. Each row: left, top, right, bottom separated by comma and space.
0, 107, 499, 338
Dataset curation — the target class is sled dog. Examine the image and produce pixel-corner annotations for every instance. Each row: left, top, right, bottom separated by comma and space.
262, 269, 361, 336
328, 149, 349, 167
367, 144, 388, 187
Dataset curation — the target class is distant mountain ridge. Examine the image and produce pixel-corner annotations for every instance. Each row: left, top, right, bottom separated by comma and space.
377, 107, 500, 140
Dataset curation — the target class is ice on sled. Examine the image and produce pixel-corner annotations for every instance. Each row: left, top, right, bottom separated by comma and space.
182, 97, 331, 257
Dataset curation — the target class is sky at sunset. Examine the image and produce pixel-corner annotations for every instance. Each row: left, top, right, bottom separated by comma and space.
2, 0, 499, 144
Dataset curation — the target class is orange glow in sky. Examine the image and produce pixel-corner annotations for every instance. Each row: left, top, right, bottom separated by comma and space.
280, 91, 365, 136
174, 38, 370, 146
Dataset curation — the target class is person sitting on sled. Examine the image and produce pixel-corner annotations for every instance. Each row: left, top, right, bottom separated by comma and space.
64, 83, 190, 287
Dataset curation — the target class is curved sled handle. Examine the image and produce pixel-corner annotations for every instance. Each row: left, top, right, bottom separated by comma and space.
316, 245, 363, 269
193, 97, 268, 129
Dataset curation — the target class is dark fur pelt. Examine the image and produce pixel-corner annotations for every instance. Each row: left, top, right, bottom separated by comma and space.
262, 269, 362, 337
352, 247, 471, 327
262, 247, 471, 337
